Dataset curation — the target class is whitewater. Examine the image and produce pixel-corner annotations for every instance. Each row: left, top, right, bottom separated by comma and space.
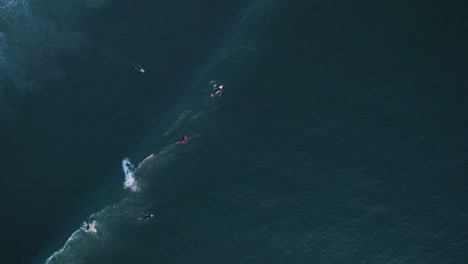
44, 157, 144, 264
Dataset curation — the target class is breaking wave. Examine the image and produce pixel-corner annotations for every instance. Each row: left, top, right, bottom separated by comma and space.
122, 158, 139, 191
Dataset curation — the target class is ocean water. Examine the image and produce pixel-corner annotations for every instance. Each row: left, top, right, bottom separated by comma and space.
0, 0, 467, 263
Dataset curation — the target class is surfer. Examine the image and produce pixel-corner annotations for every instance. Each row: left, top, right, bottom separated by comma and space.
143, 214, 154, 219
83, 221, 97, 233
132, 63, 145, 73
211, 84, 223, 97
176, 135, 188, 144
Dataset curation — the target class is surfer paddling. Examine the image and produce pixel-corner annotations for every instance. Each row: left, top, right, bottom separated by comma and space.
139, 213, 155, 220
211, 83, 223, 97
176, 135, 188, 144
132, 63, 145, 73
143, 213, 154, 219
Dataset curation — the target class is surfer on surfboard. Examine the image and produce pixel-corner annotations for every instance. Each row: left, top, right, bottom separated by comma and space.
211, 84, 223, 97
83, 221, 97, 233
176, 135, 188, 144
132, 63, 145, 73
138, 213, 155, 220
143, 214, 154, 219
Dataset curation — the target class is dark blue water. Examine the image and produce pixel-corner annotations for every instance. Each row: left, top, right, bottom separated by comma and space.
0, 1, 466, 263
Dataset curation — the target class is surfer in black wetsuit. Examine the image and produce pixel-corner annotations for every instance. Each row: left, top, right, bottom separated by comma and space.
86, 223, 90, 230
211, 84, 223, 97
133, 63, 145, 73
126, 162, 134, 171
144, 214, 154, 219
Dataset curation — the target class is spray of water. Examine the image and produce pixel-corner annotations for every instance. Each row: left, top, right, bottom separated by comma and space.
122, 158, 139, 192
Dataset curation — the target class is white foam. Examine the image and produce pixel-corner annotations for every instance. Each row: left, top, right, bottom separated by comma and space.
138, 153, 154, 167
122, 158, 139, 191
44, 157, 152, 263
82, 220, 97, 233
44, 228, 81, 264
163, 109, 192, 136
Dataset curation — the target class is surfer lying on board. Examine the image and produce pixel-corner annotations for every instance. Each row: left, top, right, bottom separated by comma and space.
176, 135, 188, 144
139, 214, 155, 220
132, 63, 145, 73
144, 214, 154, 219
211, 84, 223, 97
